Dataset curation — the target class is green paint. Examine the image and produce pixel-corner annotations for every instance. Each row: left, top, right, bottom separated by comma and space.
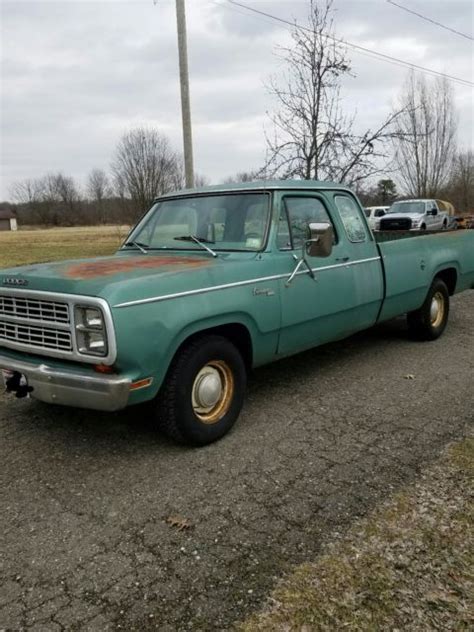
1, 182, 473, 409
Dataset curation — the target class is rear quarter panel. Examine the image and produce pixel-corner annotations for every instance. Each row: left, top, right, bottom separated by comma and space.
377, 230, 474, 322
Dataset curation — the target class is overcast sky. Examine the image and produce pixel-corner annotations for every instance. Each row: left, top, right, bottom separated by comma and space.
1, 0, 473, 200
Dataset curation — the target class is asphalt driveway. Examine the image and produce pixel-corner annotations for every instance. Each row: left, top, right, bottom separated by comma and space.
1, 293, 473, 631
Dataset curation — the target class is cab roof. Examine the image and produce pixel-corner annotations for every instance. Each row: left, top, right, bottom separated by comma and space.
155, 179, 352, 201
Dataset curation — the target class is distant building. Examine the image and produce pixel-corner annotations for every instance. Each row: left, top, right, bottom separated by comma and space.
0, 209, 18, 231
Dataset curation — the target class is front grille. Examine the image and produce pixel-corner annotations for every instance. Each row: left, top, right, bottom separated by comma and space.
0, 290, 114, 364
380, 217, 412, 230
0, 295, 69, 324
0, 320, 72, 351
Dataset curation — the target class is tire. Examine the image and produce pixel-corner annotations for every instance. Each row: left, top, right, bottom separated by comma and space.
420, 224, 426, 231
155, 335, 247, 445
407, 278, 449, 341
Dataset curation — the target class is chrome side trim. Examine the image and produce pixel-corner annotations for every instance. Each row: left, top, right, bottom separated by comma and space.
114, 256, 381, 308
0, 288, 117, 365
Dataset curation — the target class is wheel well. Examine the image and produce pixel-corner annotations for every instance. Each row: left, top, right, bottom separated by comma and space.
179, 324, 253, 370
435, 268, 457, 295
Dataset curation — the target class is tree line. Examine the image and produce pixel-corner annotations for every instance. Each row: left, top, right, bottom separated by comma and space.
4, 0, 473, 227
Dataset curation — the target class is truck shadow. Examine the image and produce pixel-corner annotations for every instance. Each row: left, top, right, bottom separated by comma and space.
249, 316, 411, 390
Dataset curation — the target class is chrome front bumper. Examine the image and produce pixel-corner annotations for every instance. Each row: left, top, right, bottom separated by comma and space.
0, 353, 131, 412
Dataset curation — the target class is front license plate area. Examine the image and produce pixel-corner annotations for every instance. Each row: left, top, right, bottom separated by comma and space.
2, 370, 31, 398
2, 369, 15, 388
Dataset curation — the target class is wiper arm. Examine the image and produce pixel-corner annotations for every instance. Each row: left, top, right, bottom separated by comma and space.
124, 241, 149, 254
173, 235, 218, 258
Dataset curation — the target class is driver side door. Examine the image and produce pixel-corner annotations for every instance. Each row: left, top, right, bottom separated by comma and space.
274, 193, 359, 356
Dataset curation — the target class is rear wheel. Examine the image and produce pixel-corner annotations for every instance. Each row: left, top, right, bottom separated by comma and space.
420, 224, 426, 231
407, 278, 449, 341
155, 335, 247, 445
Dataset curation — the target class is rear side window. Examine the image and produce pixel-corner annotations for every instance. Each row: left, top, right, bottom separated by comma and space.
334, 195, 368, 242
278, 196, 337, 249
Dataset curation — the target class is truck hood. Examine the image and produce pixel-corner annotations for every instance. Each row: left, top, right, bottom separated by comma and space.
0, 251, 254, 307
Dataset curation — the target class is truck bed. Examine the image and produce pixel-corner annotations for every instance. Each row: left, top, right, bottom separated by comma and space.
375, 229, 474, 322
374, 228, 472, 242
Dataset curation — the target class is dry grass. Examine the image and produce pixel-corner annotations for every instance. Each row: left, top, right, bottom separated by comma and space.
0, 225, 130, 268
240, 436, 474, 631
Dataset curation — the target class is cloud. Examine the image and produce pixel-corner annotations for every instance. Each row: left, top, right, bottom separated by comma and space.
1, 0, 472, 199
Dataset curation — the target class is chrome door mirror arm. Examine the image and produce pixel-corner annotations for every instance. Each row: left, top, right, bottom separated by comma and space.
286, 248, 316, 287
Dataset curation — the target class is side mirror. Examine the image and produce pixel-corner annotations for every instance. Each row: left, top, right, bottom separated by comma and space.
305, 222, 334, 258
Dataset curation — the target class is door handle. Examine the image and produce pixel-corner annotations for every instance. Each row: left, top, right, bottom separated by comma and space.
335, 256, 350, 262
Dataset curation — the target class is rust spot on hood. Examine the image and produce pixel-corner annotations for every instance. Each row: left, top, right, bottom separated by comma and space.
65, 256, 210, 279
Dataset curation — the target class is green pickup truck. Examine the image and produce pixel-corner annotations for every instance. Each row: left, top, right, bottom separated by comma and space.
1, 181, 473, 444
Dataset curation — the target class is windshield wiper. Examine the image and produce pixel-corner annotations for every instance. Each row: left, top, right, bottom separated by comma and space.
124, 241, 149, 254
173, 235, 218, 258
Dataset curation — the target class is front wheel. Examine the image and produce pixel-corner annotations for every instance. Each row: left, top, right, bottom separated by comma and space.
407, 279, 449, 341
155, 335, 247, 445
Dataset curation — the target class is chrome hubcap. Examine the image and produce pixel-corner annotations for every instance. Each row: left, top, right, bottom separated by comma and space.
191, 360, 235, 425
193, 367, 223, 410
430, 292, 445, 327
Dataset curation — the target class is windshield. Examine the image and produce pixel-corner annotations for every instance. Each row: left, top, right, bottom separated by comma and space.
364, 209, 371, 217
124, 193, 271, 252
389, 201, 425, 215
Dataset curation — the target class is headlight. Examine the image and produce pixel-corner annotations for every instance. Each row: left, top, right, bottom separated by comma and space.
74, 306, 108, 357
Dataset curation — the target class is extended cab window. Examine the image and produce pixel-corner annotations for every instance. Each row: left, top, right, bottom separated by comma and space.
278, 197, 336, 250
334, 195, 368, 242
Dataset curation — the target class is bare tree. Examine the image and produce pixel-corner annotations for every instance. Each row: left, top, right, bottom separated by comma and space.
222, 170, 262, 184
10, 179, 41, 206
10, 178, 50, 224
392, 73, 458, 197
111, 128, 182, 217
10, 173, 80, 225
194, 173, 211, 188
51, 173, 80, 214
264, 0, 400, 186
87, 168, 112, 223
443, 150, 473, 213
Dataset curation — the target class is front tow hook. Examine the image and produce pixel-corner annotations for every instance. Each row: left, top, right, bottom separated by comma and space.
5, 371, 33, 399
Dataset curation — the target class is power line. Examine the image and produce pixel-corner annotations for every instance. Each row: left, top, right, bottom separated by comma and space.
222, 0, 474, 88
386, 0, 473, 42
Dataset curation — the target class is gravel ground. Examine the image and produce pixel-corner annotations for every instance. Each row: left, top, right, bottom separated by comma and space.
241, 435, 473, 631
0, 293, 473, 631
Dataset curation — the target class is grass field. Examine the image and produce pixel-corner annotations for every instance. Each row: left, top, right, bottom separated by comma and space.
0, 226, 130, 269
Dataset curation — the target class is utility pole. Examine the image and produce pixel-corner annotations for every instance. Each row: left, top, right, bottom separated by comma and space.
175, 0, 194, 188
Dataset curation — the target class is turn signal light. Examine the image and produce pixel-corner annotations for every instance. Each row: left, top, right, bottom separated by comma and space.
130, 378, 153, 391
